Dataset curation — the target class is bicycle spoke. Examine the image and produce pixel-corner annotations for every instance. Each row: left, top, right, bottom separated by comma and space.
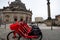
7, 31, 20, 40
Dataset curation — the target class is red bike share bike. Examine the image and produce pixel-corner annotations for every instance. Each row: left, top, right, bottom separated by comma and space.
7, 23, 43, 40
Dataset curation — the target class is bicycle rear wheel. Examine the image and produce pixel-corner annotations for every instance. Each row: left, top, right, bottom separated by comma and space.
31, 32, 43, 40
7, 31, 20, 40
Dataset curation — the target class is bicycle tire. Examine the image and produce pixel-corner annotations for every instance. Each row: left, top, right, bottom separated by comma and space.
7, 31, 20, 40
31, 31, 43, 40
28, 39, 32, 40
39, 32, 43, 40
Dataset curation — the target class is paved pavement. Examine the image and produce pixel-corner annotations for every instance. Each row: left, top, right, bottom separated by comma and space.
0, 23, 60, 40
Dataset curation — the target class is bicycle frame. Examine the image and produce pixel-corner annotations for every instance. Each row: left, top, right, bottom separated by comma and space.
9, 22, 42, 39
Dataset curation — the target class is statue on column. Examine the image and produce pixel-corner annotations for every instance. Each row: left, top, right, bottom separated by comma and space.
47, 0, 51, 20
15, 0, 21, 1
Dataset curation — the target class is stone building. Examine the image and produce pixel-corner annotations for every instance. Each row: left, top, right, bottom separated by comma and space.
35, 17, 44, 23
0, 0, 32, 23
44, 15, 60, 26
55, 15, 60, 26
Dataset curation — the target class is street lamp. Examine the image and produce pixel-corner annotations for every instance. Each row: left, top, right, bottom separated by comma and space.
51, 20, 53, 30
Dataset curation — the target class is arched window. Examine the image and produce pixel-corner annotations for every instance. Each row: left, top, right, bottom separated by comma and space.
5, 15, 10, 18
29, 17, 31, 22
6, 19, 9, 22
26, 16, 28, 23
5, 15, 10, 22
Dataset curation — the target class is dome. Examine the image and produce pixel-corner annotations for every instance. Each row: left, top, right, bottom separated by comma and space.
9, 0, 26, 11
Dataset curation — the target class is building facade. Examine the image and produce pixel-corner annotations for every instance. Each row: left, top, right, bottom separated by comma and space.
55, 15, 60, 26
35, 17, 44, 22
0, 0, 32, 23
44, 15, 60, 26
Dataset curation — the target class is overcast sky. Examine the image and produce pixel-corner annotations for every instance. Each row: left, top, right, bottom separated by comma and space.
0, 0, 60, 21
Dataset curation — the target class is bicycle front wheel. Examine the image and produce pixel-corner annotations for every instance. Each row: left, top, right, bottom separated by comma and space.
7, 31, 20, 40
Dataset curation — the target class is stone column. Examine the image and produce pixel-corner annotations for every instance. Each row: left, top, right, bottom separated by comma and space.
47, 0, 51, 20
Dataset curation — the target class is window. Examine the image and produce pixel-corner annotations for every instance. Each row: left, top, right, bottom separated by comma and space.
5, 15, 10, 22
5, 15, 10, 18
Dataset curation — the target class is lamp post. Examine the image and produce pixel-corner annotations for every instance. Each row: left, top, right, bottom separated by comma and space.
51, 20, 53, 30
51, 19, 55, 30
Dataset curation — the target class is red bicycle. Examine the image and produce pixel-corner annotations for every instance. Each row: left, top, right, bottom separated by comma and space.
7, 23, 43, 40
